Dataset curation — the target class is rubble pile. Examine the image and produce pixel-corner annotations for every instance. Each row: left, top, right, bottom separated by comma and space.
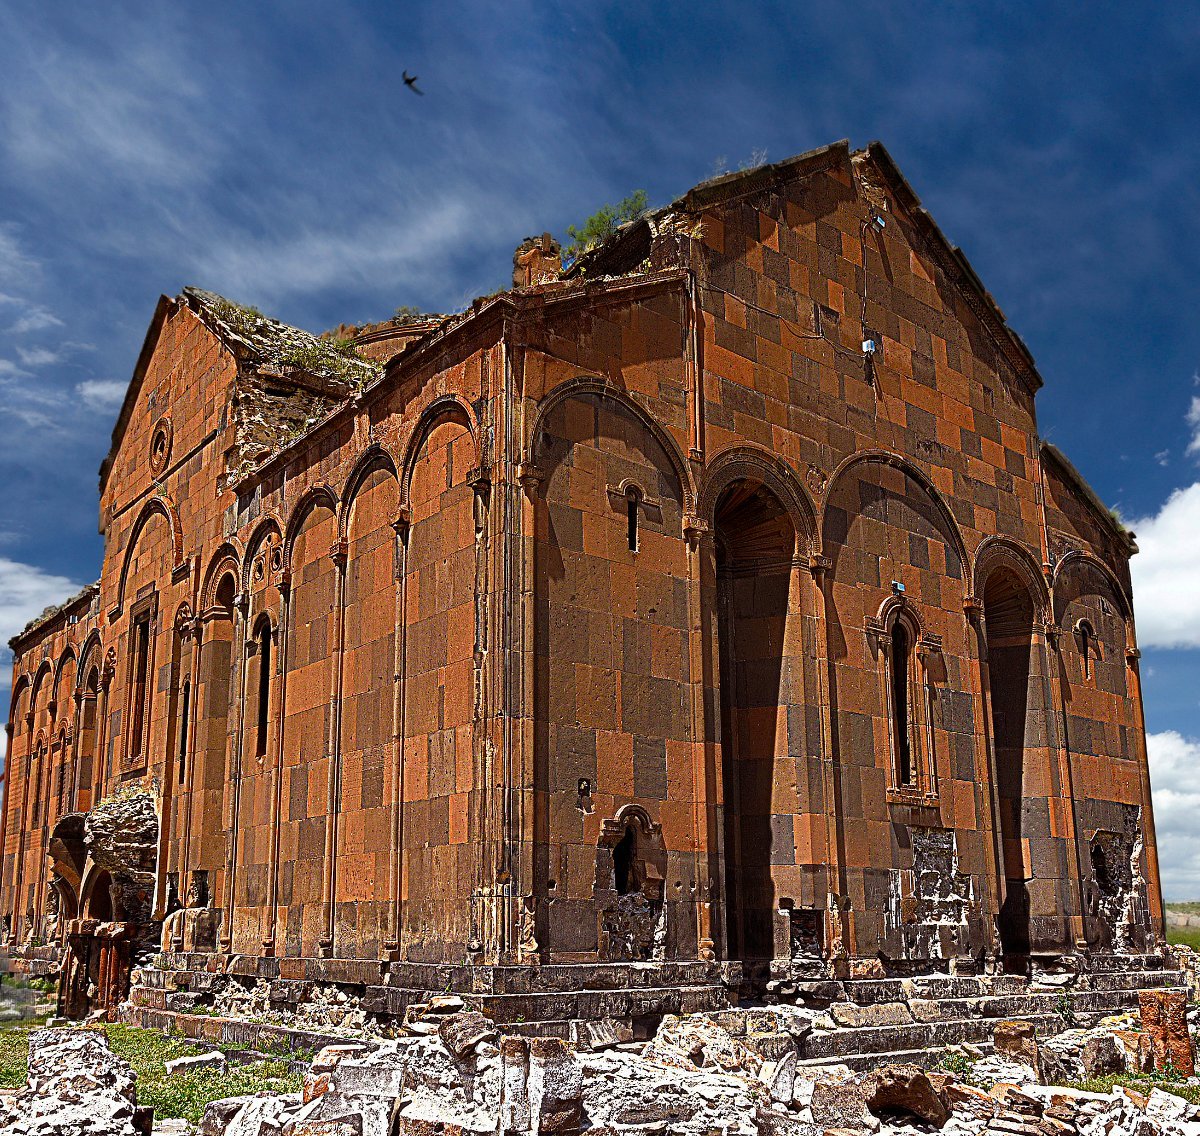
0, 1027, 147, 1136
189, 1003, 1200, 1136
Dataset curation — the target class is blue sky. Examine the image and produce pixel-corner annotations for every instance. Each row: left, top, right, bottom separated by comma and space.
2, 2, 1200, 892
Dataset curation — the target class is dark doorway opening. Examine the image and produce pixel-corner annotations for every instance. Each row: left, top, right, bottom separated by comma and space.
715, 481, 795, 961
983, 568, 1034, 969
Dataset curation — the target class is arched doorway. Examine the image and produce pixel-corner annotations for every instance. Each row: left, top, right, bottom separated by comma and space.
85, 870, 114, 922
714, 480, 798, 961
982, 567, 1034, 967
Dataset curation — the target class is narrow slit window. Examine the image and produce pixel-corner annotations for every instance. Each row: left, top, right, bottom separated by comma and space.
626, 490, 639, 552
613, 824, 636, 895
891, 621, 912, 786
256, 623, 272, 757
177, 679, 191, 782
129, 612, 152, 761
1078, 620, 1094, 680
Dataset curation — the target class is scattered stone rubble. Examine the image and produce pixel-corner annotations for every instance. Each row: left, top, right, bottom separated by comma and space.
183, 997, 1200, 1136
0, 1027, 148, 1136
7, 989, 1200, 1136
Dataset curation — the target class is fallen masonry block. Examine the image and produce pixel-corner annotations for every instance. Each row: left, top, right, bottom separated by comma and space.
438, 1010, 499, 1058
811, 1079, 880, 1133
331, 1056, 406, 1101
865, 1063, 949, 1127
527, 1037, 583, 1135
569, 1017, 631, 1052
993, 1019, 1040, 1071
163, 1050, 227, 1076
310, 1043, 371, 1073
499, 1036, 531, 1134
759, 1049, 797, 1104
1138, 989, 1195, 1076
200, 1095, 263, 1136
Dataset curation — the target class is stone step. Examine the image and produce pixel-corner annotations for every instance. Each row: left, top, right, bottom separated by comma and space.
796, 1043, 995, 1073
833, 968, 1184, 1006
1087, 953, 1167, 973
476, 983, 734, 1026
800, 1012, 1066, 1060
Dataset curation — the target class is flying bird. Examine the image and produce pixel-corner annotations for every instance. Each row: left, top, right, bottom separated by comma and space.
403, 71, 424, 96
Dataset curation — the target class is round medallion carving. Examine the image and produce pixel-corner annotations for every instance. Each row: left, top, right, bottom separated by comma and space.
149, 418, 173, 475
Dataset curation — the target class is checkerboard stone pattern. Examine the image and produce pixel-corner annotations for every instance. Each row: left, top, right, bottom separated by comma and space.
0, 141, 1162, 987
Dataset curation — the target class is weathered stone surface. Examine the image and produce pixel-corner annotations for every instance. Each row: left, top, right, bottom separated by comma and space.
993, 1020, 1040, 1069
528, 1038, 583, 1135
200, 1095, 264, 1136
569, 1017, 630, 1052
865, 1063, 948, 1126
758, 1050, 797, 1104
1139, 990, 1195, 1076
644, 1014, 762, 1075
0, 1028, 140, 1136
437, 1010, 498, 1059
1083, 1032, 1126, 1078
829, 1000, 913, 1028
810, 1079, 880, 1133
163, 1050, 226, 1076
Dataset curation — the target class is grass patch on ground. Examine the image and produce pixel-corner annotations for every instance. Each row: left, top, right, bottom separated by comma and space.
1058, 1067, 1200, 1105
0, 1021, 301, 1126
1167, 925, 1200, 951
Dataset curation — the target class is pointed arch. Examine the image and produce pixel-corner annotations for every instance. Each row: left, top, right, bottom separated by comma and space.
52, 648, 78, 704
528, 376, 696, 514
400, 397, 479, 508
29, 659, 54, 711
820, 448, 970, 574
974, 537, 1050, 621
1052, 550, 1133, 622
201, 542, 243, 611
8, 673, 31, 728
116, 495, 185, 609
242, 517, 285, 592
340, 443, 401, 537
284, 486, 338, 566
699, 445, 818, 557
76, 632, 104, 694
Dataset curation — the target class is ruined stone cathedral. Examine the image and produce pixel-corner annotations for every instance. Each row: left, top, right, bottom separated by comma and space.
1, 141, 1164, 1026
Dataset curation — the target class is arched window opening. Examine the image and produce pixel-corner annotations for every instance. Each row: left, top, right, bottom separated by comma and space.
890, 621, 913, 786
625, 488, 640, 552
177, 679, 191, 782
32, 742, 46, 826
255, 622, 272, 758
55, 737, 68, 817
128, 611, 152, 762
1076, 619, 1095, 680
613, 824, 637, 895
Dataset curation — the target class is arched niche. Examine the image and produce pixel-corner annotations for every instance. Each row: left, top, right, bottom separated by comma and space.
400, 408, 477, 961
532, 387, 688, 962
335, 454, 399, 958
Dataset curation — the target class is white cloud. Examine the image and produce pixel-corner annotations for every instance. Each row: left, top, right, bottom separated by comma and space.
9, 305, 62, 334
1147, 731, 1200, 900
76, 379, 127, 412
16, 346, 58, 366
0, 556, 81, 711
1130, 483, 1200, 648
1187, 396, 1200, 456
0, 224, 40, 288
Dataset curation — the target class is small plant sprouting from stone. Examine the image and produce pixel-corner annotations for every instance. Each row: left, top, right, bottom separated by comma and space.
564, 190, 649, 259
1055, 990, 1078, 1027
393, 306, 424, 325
